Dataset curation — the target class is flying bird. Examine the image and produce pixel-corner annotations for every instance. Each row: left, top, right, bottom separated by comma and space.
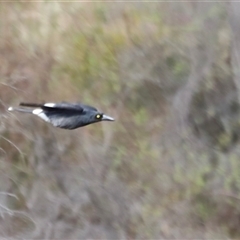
8, 102, 114, 129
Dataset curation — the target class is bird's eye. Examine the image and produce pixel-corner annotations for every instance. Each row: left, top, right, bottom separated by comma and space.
95, 114, 101, 119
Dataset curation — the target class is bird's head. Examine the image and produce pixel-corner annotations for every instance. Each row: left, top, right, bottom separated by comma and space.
94, 112, 115, 122
86, 111, 114, 125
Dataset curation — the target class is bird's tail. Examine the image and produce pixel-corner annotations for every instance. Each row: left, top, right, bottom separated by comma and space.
20, 102, 44, 108
8, 106, 33, 113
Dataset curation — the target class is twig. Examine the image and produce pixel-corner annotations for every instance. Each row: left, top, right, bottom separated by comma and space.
0, 192, 19, 200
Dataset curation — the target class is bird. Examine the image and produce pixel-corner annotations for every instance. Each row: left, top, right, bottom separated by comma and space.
8, 101, 115, 129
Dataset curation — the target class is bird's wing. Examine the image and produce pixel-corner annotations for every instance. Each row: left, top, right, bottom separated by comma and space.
20, 102, 84, 112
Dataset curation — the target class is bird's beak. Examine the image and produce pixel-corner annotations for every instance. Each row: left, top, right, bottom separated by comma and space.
102, 114, 115, 121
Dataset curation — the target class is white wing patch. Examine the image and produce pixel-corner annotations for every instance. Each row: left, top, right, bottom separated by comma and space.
44, 103, 56, 107
32, 108, 50, 122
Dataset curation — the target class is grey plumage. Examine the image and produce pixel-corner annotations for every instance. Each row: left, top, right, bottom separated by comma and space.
8, 102, 114, 130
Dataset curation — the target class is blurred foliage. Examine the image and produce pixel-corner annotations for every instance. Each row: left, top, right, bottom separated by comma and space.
1, 1, 240, 239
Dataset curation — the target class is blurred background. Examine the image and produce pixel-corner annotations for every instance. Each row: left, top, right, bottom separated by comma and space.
1, 1, 240, 239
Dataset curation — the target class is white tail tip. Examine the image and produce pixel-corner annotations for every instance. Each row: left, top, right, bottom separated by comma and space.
8, 107, 13, 111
